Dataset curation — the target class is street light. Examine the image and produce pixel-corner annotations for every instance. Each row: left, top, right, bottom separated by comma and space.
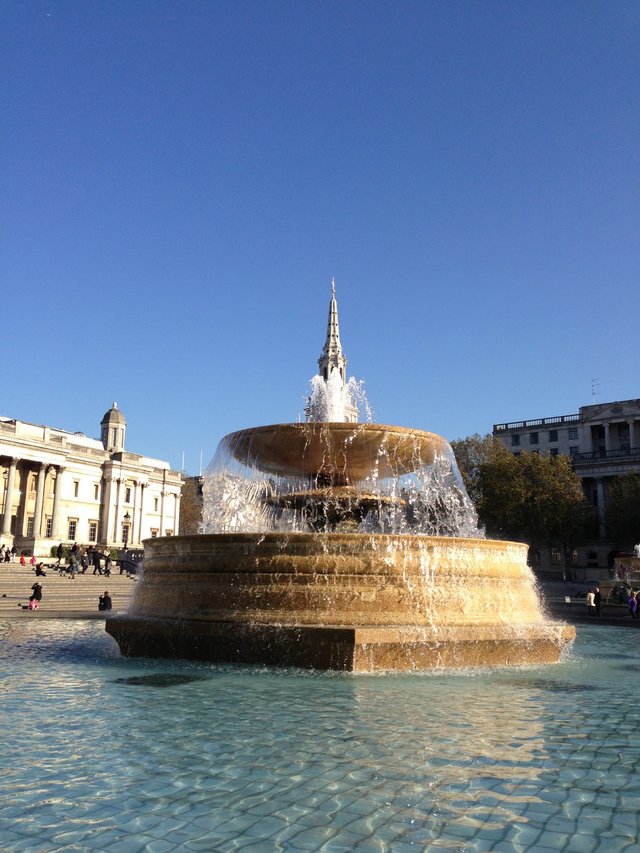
123, 511, 131, 550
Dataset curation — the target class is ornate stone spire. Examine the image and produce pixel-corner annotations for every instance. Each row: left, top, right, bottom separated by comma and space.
318, 277, 347, 383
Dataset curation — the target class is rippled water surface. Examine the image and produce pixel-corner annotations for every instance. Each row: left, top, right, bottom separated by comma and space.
0, 621, 638, 852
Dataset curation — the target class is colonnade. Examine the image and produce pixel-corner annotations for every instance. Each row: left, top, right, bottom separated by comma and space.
1, 456, 182, 548
1, 457, 65, 539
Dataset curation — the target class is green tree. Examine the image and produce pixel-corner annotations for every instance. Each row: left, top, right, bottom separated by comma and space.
606, 473, 640, 548
451, 435, 597, 553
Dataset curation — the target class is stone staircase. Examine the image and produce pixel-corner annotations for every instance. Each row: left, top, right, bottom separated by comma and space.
0, 560, 138, 617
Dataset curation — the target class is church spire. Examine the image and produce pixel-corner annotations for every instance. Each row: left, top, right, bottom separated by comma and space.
318, 277, 347, 383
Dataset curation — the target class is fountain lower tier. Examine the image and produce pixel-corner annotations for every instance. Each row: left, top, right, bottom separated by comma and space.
106, 533, 574, 671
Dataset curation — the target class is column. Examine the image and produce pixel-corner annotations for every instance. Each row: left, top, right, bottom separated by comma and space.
131, 481, 138, 545
33, 463, 46, 538
596, 478, 606, 537
18, 466, 31, 536
604, 424, 611, 454
159, 490, 166, 537
174, 493, 181, 535
51, 466, 64, 539
100, 477, 113, 544
2, 458, 18, 535
113, 478, 123, 543
628, 420, 635, 450
138, 483, 146, 542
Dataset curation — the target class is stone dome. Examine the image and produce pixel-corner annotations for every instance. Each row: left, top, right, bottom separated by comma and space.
101, 402, 126, 426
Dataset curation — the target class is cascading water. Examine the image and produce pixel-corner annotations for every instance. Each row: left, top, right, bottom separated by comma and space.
106, 282, 574, 670
202, 368, 480, 538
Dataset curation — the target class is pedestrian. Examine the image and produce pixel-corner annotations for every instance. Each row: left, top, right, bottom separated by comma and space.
80, 552, 89, 574
35, 562, 47, 577
586, 588, 596, 616
29, 555, 37, 570
593, 587, 602, 618
55, 542, 64, 566
68, 553, 78, 579
11, 545, 17, 561
28, 581, 43, 610
627, 592, 638, 620
98, 591, 112, 611
103, 548, 112, 577
19, 553, 26, 566
4, 547, 10, 563
92, 549, 102, 575
0, 545, 4, 562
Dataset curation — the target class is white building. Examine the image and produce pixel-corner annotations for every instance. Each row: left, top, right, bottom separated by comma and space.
493, 398, 640, 516
493, 398, 640, 574
0, 403, 183, 557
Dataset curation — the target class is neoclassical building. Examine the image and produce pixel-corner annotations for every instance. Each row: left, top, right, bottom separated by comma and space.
0, 404, 183, 556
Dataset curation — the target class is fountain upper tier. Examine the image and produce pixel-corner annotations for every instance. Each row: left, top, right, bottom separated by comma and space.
223, 422, 451, 484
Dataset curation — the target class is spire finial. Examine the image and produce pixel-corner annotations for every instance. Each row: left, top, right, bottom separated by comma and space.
331, 276, 335, 297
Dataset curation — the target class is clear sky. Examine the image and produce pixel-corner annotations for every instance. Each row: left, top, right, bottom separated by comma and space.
2, 1, 639, 474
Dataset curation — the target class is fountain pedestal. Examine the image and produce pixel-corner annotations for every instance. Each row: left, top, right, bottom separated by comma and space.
106, 532, 574, 671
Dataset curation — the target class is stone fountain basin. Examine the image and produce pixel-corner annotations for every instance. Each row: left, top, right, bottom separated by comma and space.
220, 423, 451, 481
106, 533, 575, 671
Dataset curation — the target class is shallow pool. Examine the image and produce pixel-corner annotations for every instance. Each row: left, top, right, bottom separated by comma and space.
0, 620, 638, 852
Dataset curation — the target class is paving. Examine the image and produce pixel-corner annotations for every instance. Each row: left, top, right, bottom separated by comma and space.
0, 559, 137, 618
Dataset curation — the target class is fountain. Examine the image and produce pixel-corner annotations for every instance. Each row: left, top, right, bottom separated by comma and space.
106, 281, 574, 670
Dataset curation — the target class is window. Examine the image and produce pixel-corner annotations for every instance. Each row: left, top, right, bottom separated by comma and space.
73, 480, 79, 498
125, 487, 132, 503
45, 517, 53, 537
529, 432, 539, 445
111, 428, 117, 446
569, 446, 579, 457
548, 429, 558, 442
94, 484, 100, 500
122, 523, 131, 544
568, 427, 578, 440
26, 516, 34, 536
150, 529, 158, 538
68, 519, 77, 540
88, 521, 98, 542
550, 448, 559, 457
551, 547, 561, 564
511, 435, 520, 447
154, 497, 159, 512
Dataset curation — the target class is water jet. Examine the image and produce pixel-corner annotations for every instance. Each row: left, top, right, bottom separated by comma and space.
107, 281, 574, 669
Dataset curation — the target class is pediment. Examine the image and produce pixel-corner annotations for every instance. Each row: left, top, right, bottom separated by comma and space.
580, 399, 640, 422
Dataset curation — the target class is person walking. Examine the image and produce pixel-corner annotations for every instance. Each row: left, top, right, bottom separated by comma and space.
92, 549, 102, 575
593, 587, 602, 618
55, 542, 64, 566
103, 548, 112, 577
586, 589, 596, 616
627, 592, 638, 620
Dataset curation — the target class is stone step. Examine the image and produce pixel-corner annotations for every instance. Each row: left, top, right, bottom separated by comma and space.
0, 562, 137, 615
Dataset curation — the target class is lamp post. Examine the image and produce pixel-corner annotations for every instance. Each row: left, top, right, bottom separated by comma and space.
123, 511, 130, 550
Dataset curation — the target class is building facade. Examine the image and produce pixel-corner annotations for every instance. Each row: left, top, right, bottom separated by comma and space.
493, 398, 640, 574
0, 404, 183, 556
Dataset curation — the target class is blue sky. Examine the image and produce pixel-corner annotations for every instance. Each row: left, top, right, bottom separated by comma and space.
2, 1, 639, 474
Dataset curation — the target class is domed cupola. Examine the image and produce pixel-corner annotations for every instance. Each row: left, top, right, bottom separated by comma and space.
101, 402, 127, 452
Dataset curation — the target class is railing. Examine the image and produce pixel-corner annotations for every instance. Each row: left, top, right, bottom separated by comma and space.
572, 446, 640, 463
494, 413, 581, 431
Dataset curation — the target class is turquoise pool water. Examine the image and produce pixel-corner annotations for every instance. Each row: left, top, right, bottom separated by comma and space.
0, 620, 638, 852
